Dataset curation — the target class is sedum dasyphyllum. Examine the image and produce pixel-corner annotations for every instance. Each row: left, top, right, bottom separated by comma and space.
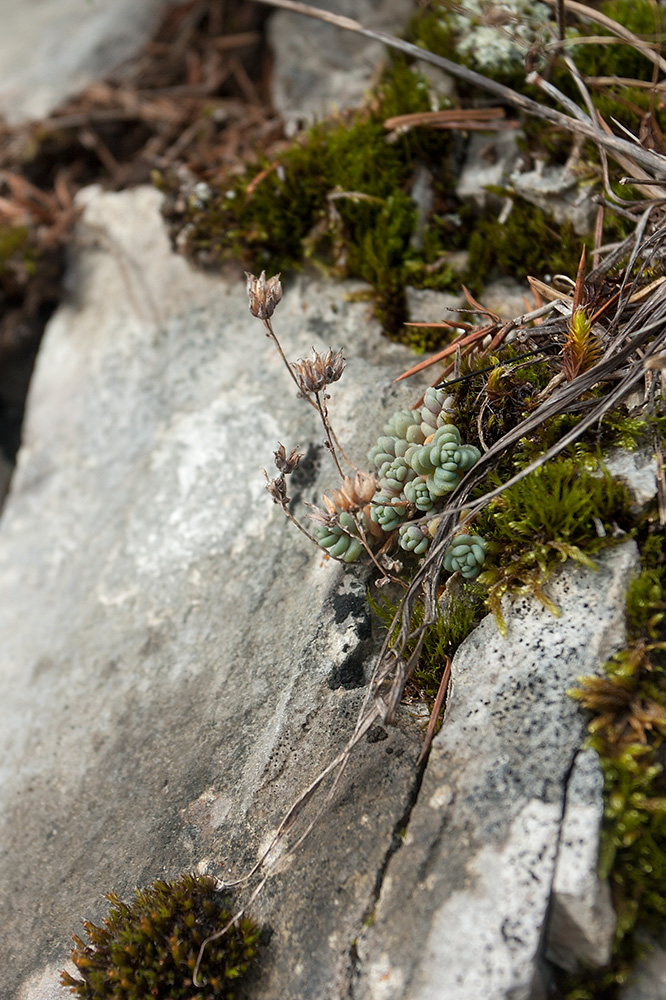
245, 272, 487, 579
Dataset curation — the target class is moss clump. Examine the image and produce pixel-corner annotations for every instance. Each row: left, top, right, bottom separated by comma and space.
474, 460, 633, 633
61, 873, 261, 1000
465, 194, 590, 294
162, 59, 460, 339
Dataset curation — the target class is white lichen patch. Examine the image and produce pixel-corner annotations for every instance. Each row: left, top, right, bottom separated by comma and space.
448, 0, 551, 72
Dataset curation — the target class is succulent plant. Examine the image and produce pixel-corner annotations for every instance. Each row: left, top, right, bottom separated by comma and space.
61, 873, 260, 1000
420, 386, 456, 437
354, 413, 485, 562
380, 456, 417, 497
425, 463, 461, 497
370, 494, 408, 532
367, 435, 410, 475
383, 409, 426, 444
403, 477, 436, 512
312, 511, 366, 562
456, 443, 482, 472
398, 523, 430, 555
443, 534, 488, 579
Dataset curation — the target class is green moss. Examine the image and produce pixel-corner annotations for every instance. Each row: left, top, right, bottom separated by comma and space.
465, 194, 589, 293
369, 582, 484, 704
474, 460, 632, 633
61, 873, 261, 1000
164, 58, 459, 338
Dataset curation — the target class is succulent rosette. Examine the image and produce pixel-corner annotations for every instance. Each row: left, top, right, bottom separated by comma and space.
380, 457, 417, 497
420, 386, 456, 437
443, 534, 487, 579
383, 409, 426, 444
403, 477, 436, 512
312, 511, 366, 562
398, 523, 430, 555
370, 494, 408, 532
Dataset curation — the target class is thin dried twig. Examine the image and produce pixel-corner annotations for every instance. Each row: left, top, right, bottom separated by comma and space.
417, 654, 452, 765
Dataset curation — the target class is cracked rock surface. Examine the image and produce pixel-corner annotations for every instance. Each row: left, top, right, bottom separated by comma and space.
0, 4, 650, 998
546, 746, 616, 973
353, 542, 638, 1000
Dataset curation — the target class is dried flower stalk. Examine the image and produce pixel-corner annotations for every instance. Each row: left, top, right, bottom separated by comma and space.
245, 271, 349, 478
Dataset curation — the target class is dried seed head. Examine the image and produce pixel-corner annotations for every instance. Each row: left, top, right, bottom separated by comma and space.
245, 271, 282, 320
273, 442, 302, 474
352, 471, 377, 504
307, 504, 338, 528
291, 347, 345, 395
262, 468, 289, 505
323, 472, 377, 513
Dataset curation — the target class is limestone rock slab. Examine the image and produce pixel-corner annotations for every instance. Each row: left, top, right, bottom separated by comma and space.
354, 542, 638, 1000
0, 186, 427, 1000
0, 0, 170, 125
268, 0, 414, 134
546, 747, 616, 972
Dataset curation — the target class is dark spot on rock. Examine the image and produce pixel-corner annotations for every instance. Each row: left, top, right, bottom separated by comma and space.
327, 647, 366, 690
288, 442, 322, 503
366, 725, 389, 743
331, 590, 371, 639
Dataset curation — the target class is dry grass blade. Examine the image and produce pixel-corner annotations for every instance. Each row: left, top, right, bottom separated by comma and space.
384, 107, 513, 135
417, 655, 452, 765
542, 0, 666, 76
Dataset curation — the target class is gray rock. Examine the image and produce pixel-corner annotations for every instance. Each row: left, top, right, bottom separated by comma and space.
405, 287, 465, 325
0, 185, 427, 1000
510, 163, 598, 236
546, 748, 616, 972
268, 0, 414, 134
0, 0, 169, 125
456, 130, 523, 209
482, 277, 533, 320
409, 164, 435, 252
354, 542, 638, 1000
603, 448, 658, 511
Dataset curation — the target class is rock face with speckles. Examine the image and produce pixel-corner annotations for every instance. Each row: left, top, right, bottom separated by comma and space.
354, 542, 638, 1000
2, 184, 641, 1000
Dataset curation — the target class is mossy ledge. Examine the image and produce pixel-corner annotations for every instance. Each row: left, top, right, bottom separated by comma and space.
160, 0, 662, 344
